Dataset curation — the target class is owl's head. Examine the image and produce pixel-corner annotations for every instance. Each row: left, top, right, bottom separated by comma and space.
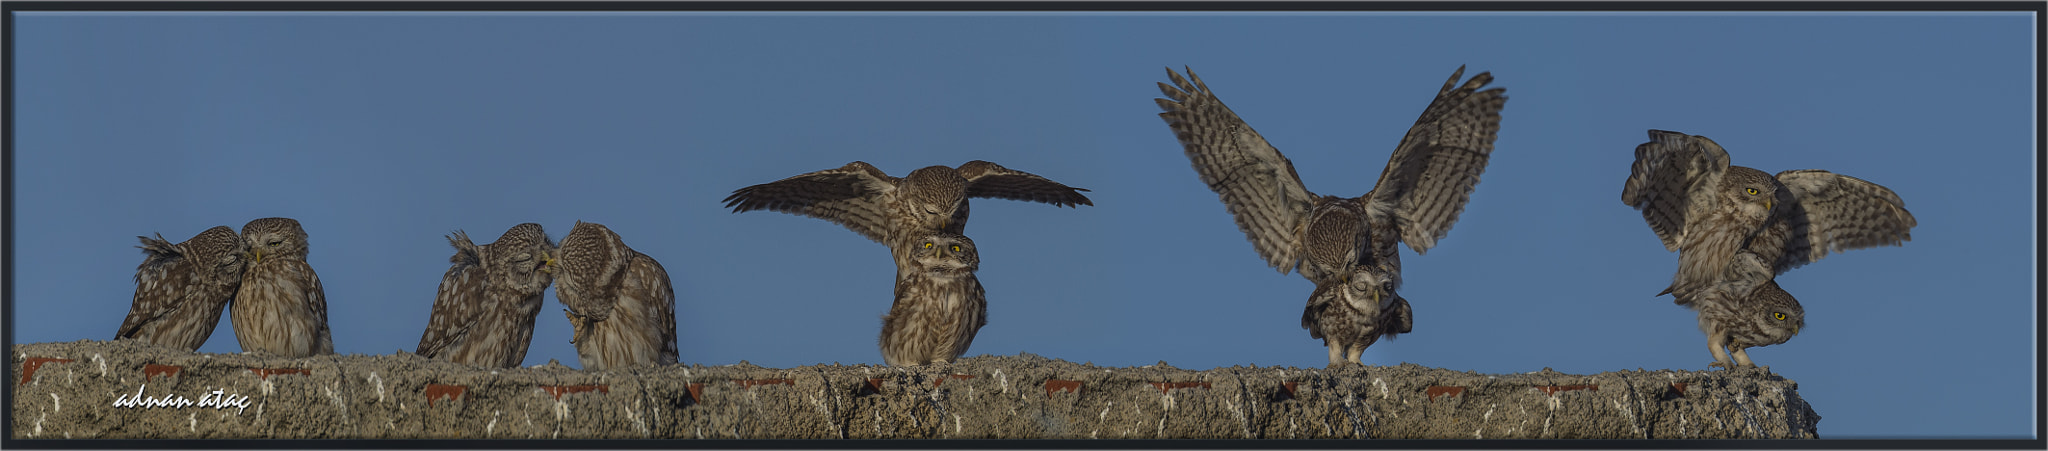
553, 221, 632, 316
1721, 166, 1783, 221
240, 217, 309, 263
1749, 280, 1805, 345
1340, 265, 1400, 312
487, 223, 557, 293
910, 232, 979, 276
904, 166, 969, 229
187, 225, 250, 283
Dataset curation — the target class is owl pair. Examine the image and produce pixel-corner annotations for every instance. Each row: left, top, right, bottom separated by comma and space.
725, 161, 1093, 366
115, 217, 333, 358
1156, 65, 1916, 370
414, 221, 678, 371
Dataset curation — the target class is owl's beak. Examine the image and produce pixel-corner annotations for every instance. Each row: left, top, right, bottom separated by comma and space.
540, 252, 558, 274
248, 249, 264, 264
933, 246, 945, 259
1765, 200, 1773, 211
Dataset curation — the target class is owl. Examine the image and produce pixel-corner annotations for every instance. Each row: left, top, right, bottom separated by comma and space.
1688, 252, 1805, 369
878, 232, 988, 366
414, 223, 558, 368
113, 226, 249, 352
1155, 65, 1506, 366
231, 217, 334, 357
553, 221, 677, 371
1619, 130, 1918, 303
1300, 264, 1413, 366
723, 160, 1092, 270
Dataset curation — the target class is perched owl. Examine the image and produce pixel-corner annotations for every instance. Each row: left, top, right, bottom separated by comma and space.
1301, 264, 1413, 365
414, 223, 558, 368
1155, 65, 1506, 366
879, 232, 988, 367
1620, 130, 1916, 299
554, 221, 677, 371
1688, 252, 1805, 369
113, 226, 249, 352
723, 160, 1093, 270
231, 217, 334, 357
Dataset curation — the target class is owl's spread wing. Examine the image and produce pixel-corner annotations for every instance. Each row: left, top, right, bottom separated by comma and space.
724, 161, 901, 243
955, 160, 1094, 207
1621, 130, 1734, 251
1747, 169, 1916, 274
116, 235, 193, 339
1156, 66, 1318, 273
1363, 66, 1509, 254
416, 233, 486, 358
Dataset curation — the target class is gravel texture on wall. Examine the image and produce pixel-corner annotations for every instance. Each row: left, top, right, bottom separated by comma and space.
9, 339, 1818, 439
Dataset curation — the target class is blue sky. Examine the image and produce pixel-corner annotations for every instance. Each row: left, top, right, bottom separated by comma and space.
8, 10, 2035, 439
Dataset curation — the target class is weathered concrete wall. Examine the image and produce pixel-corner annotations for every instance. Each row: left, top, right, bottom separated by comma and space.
9, 339, 1818, 439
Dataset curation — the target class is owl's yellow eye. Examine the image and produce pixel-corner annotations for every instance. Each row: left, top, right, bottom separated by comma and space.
1772, 312, 1787, 320
923, 242, 934, 249
950, 245, 962, 253
1745, 188, 1760, 195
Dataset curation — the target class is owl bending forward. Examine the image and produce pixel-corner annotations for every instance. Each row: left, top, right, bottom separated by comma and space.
415, 223, 558, 368
554, 221, 677, 371
1688, 253, 1804, 368
879, 232, 988, 366
231, 217, 333, 357
1301, 265, 1412, 365
114, 226, 249, 351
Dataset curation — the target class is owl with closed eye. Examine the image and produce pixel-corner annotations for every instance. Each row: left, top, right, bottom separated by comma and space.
415, 223, 558, 368
878, 232, 987, 366
231, 217, 333, 357
554, 221, 678, 371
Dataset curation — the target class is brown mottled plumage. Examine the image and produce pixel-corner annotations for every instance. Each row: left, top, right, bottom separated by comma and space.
1689, 253, 1804, 368
879, 232, 987, 366
415, 223, 557, 368
1301, 264, 1412, 365
554, 221, 677, 371
231, 217, 333, 357
723, 160, 1092, 272
1622, 130, 1909, 369
114, 226, 249, 351
1155, 65, 1506, 366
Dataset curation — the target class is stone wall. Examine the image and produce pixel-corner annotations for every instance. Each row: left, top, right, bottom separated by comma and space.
8, 339, 1818, 439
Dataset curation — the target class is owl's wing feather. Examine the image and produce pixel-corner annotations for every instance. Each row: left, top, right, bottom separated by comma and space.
724, 161, 901, 243
1300, 281, 1338, 340
630, 251, 681, 364
1748, 169, 1916, 274
289, 259, 335, 355
1363, 66, 1509, 254
1621, 130, 1734, 251
955, 160, 1094, 207
415, 232, 486, 358
116, 234, 193, 339
1157, 66, 1318, 273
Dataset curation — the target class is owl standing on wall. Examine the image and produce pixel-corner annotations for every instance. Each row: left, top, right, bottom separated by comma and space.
553, 221, 677, 371
415, 223, 558, 368
879, 232, 988, 366
1621, 129, 1914, 368
1155, 65, 1507, 366
231, 217, 334, 357
114, 225, 249, 352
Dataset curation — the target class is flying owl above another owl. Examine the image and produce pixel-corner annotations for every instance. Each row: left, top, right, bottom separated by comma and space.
114, 225, 249, 352
723, 160, 1093, 270
1155, 65, 1507, 366
415, 223, 558, 369
231, 217, 334, 357
553, 221, 677, 371
1620, 129, 1914, 368
879, 231, 989, 367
